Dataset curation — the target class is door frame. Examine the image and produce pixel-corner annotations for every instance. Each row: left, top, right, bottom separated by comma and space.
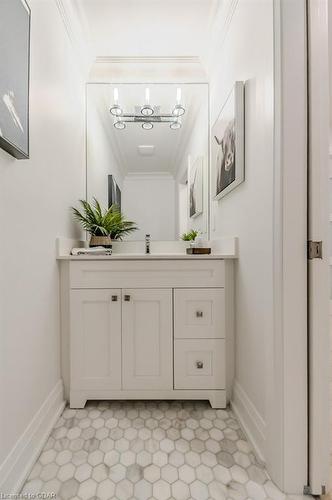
307, 0, 330, 494
268, 0, 308, 493
269, 0, 330, 495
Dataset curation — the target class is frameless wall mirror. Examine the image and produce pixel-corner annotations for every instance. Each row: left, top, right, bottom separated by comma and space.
86, 83, 209, 241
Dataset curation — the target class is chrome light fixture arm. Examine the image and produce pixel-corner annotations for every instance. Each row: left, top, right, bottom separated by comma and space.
110, 87, 185, 130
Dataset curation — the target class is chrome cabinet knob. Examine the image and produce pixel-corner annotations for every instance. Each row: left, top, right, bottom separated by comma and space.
196, 361, 204, 369
196, 311, 203, 318
124, 295, 131, 302
111, 295, 118, 302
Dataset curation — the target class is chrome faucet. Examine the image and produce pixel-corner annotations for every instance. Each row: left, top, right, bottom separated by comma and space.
145, 234, 151, 254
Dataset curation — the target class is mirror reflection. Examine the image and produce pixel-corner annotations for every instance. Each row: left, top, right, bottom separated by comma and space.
86, 83, 209, 240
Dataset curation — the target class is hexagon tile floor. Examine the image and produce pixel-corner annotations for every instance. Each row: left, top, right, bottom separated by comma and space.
21, 400, 312, 500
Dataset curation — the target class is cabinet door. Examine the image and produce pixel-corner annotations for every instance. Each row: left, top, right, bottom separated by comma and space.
70, 289, 121, 390
122, 289, 172, 390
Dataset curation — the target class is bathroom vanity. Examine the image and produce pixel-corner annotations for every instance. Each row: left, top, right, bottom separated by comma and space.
59, 254, 234, 409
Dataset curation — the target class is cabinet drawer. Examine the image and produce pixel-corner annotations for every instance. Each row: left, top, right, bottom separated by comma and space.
174, 288, 225, 339
69, 260, 225, 289
174, 339, 225, 390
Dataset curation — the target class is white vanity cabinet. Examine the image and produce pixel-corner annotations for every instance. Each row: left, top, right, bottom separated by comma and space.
59, 257, 234, 409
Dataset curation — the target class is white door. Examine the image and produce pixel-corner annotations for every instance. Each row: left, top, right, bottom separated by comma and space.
307, 0, 331, 494
122, 288, 173, 390
70, 289, 122, 390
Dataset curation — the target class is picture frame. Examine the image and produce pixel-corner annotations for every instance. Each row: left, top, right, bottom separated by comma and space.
212, 81, 245, 200
108, 175, 121, 209
188, 156, 203, 218
0, 0, 31, 159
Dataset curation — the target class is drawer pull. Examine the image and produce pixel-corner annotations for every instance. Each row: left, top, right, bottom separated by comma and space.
111, 295, 118, 302
196, 361, 204, 369
124, 295, 131, 302
196, 311, 203, 318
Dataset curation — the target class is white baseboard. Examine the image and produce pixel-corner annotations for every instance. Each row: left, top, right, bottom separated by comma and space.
0, 380, 65, 494
231, 380, 266, 463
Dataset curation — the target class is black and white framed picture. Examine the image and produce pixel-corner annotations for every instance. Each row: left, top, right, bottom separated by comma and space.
108, 175, 121, 209
0, 0, 31, 159
188, 156, 203, 218
212, 81, 245, 200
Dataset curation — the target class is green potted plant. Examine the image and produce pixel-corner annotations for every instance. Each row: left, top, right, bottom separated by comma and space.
72, 198, 138, 248
181, 229, 199, 242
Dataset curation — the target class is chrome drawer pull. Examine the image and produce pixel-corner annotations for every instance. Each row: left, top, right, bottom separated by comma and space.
124, 295, 131, 302
196, 361, 204, 369
111, 295, 118, 302
196, 311, 203, 317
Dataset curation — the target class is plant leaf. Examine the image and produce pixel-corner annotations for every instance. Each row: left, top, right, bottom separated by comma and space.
71, 199, 138, 238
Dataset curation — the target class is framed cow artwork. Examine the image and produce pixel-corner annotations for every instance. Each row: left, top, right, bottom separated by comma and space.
212, 81, 245, 200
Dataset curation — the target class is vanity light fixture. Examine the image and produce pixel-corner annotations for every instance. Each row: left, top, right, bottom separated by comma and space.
170, 119, 181, 130
142, 122, 153, 130
141, 88, 154, 116
110, 87, 185, 130
172, 88, 185, 117
110, 88, 123, 117
114, 119, 126, 130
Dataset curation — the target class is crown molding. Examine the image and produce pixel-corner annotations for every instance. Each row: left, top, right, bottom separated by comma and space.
90, 57, 208, 83
207, 0, 223, 28
205, 0, 239, 74
95, 56, 202, 65
211, 0, 239, 44
54, 0, 93, 75
54, 0, 76, 47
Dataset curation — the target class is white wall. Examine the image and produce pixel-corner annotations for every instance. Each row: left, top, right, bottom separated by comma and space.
0, 0, 85, 483
87, 87, 124, 208
175, 99, 209, 239
122, 174, 176, 240
209, 0, 274, 458
178, 182, 188, 237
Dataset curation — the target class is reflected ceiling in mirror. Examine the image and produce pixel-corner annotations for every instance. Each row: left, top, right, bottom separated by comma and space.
86, 83, 209, 241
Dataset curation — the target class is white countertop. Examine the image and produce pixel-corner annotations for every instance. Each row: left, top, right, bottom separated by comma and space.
57, 252, 236, 261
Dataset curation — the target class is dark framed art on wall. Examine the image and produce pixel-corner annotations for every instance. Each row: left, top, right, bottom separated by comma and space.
108, 175, 121, 210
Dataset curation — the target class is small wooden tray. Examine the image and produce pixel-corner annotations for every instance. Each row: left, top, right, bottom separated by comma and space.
186, 247, 211, 255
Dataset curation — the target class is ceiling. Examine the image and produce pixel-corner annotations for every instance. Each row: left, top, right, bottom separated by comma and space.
68, 0, 221, 63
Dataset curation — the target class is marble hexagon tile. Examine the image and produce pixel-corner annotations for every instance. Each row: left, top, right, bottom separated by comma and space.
21, 400, 313, 500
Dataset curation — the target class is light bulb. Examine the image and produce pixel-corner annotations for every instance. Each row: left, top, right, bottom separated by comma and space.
113, 87, 119, 104
141, 105, 154, 116
172, 105, 185, 117
142, 122, 153, 130
170, 120, 181, 130
114, 119, 126, 130
176, 87, 181, 104
110, 105, 122, 116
